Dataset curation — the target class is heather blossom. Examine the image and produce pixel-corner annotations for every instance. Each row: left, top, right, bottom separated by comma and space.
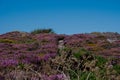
0, 59, 18, 67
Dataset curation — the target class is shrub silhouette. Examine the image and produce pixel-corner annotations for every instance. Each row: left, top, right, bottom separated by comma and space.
31, 28, 55, 34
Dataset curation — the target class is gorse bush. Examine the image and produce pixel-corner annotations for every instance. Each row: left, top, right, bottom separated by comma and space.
31, 28, 55, 34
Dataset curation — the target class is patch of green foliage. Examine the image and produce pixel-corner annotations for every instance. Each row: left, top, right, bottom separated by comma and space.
68, 69, 78, 80
18, 63, 25, 69
95, 56, 108, 67
113, 64, 120, 74
80, 72, 96, 80
0, 39, 16, 43
73, 48, 91, 59
69, 70, 96, 80
20, 39, 36, 44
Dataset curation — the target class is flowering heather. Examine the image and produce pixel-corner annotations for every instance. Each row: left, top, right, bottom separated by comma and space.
0, 31, 120, 80
0, 59, 18, 67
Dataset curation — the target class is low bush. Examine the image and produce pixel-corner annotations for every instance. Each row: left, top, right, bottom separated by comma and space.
31, 28, 55, 34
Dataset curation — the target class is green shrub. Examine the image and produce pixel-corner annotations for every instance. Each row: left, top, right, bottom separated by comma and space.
31, 28, 55, 34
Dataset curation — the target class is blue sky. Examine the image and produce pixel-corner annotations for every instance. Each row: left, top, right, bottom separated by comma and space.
0, 0, 120, 34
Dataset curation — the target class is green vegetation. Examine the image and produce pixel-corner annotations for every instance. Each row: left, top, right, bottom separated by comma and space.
31, 28, 55, 34
0, 39, 16, 43
113, 64, 120, 74
73, 48, 90, 59
95, 56, 108, 67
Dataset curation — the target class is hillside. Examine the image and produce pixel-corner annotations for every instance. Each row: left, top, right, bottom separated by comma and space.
0, 31, 120, 80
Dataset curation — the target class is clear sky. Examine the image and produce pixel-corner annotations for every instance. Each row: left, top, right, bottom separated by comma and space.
0, 0, 120, 34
